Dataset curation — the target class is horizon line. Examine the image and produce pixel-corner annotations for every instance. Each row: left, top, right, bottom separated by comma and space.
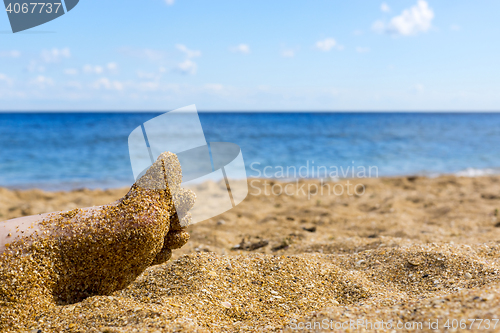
1, 110, 500, 114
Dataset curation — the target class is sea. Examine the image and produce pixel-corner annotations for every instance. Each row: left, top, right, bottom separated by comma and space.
1, 112, 500, 191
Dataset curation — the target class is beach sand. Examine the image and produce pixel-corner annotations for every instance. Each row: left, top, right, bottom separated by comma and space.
1, 175, 500, 332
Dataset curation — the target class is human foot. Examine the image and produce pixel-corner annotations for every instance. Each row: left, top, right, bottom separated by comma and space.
0, 152, 195, 326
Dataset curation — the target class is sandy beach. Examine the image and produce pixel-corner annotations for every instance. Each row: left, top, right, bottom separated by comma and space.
2, 175, 500, 332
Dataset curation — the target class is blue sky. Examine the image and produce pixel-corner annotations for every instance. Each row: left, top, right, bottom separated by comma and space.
0, 0, 499, 111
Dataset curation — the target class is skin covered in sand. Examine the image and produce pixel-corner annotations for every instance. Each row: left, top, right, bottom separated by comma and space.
0, 152, 195, 330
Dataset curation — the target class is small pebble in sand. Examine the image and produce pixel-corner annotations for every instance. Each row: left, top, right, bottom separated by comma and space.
221, 301, 232, 308
355, 259, 365, 267
302, 226, 316, 233
465, 272, 473, 279
408, 259, 421, 266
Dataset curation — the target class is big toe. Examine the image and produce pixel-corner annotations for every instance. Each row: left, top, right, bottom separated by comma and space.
135, 152, 183, 192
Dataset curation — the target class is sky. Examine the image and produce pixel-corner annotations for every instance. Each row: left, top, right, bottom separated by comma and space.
0, 0, 499, 111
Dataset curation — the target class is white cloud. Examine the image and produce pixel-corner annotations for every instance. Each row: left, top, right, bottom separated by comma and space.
411, 83, 425, 93
80, 63, 118, 75
92, 77, 124, 91
0, 73, 13, 85
64, 68, 79, 75
119, 48, 166, 62
66, 81, 82, 89
176, 44, 201, 58
29, 75, 54, 88
450, 24, 461, 31
0, 50, 21, 58
83, 65, 104, 75
281, 49, 295, 58
381, 2, 391, 12
165, 0, 174, 5
230, 44, 250, 54
205, 83, 224, 92
107, 62, 118, 71
137, 81, 160, 91
356, 47, 371, 53
372, 20, 386, 34
137, 71, 157, 80
177, 59, 197, 75
41, 48, 71, 63
27, 60, 45, 73
315, 38, 341, 52
373, 0, 434, 36
137, 67, 166, 80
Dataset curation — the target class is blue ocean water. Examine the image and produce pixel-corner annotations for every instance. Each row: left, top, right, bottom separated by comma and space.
1, 112, 500, 190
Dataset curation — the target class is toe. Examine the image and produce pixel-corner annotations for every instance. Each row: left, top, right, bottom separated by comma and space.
173, 188, 196, 216
151, 247, 172, 266
135, 152, 182, 192
163, 229, 190, 249
170, 212, 192, 230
